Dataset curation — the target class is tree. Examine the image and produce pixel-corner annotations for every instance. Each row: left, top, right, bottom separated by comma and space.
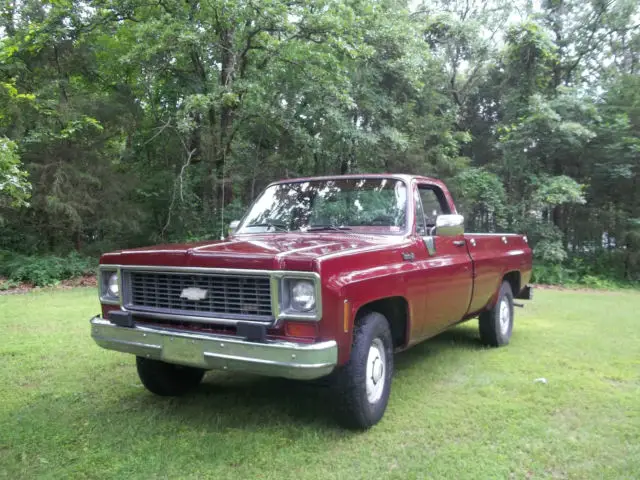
0, 0, 639, 283
0, 137, 30, 210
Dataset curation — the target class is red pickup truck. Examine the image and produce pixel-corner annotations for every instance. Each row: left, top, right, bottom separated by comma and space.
91, 174, 532, 428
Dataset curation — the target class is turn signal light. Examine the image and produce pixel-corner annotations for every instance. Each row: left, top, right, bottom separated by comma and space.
284, 321, 317, 339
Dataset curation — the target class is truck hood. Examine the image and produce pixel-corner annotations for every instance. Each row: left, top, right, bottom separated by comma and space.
100, 234, 401, 271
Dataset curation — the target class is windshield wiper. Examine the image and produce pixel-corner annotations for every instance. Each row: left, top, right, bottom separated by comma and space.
244, 222, 288, 232
304, 225, 352, 231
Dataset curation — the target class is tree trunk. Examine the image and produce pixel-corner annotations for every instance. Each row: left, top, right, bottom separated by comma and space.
215, 27, 237, 214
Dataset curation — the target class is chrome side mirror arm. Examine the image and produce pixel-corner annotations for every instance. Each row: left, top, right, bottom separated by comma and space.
421, 214, 464, 257
423, 236, 436, 256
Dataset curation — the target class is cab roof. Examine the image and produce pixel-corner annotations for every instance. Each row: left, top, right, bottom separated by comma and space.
267, 173, 443, 186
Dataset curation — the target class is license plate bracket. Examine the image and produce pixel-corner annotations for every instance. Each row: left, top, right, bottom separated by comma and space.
236, 322, 267, 342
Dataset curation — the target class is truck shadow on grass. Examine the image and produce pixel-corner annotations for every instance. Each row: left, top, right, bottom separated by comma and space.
115, 324, 484, 430
3, 324, 488, 469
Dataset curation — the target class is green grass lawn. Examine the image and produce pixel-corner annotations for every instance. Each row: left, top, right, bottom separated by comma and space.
1, 288, 639, 479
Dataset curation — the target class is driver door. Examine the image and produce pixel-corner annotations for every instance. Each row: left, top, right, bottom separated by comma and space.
413, 183, 473, 338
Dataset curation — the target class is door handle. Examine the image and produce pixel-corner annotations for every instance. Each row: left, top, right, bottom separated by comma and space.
453, 240, 466, 247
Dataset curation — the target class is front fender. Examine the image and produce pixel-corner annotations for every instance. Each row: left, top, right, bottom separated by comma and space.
317, 240, 420, 365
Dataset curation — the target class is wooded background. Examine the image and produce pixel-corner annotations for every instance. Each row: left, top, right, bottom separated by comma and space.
1, 0, 639, 286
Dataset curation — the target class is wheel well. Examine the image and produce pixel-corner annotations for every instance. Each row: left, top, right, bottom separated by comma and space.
503, 271, 521, 296
356, 297, 408, 349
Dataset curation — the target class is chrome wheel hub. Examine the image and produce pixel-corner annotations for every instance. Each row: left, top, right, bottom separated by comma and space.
366, 338, 386, 404
499, 297, 511, 335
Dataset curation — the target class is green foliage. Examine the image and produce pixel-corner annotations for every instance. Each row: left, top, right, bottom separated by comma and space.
580, 275, 623, 290
531, 263, 577, 285
533, 249, 640, 288
532, 175, 585, 208
532, 264, 634, 289
534, 238, 568, 264
0, 0, 638, 286
0, 137, 30, 209
0, 251, 96, 287
450, 168, 506, 232
503, 22, 557, 101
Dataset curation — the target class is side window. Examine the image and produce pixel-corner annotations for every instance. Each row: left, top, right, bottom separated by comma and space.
414, 189, 426, 236
418, 185, 450, 227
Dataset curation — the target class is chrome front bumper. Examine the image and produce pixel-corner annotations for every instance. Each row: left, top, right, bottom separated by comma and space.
90, 317, 338, 380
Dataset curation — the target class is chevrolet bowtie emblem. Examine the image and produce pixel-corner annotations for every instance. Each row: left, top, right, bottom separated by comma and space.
180, 287, 208, 301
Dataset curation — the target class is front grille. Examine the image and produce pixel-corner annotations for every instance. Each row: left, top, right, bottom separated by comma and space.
124, 271, 273, 321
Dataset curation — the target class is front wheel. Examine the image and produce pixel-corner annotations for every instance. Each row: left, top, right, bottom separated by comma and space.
479, 281, 514, 347
332, 312, 394, 430
136, 357, 205, 396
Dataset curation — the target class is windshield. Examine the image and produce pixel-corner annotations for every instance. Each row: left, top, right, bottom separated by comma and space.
236, 177, 408, 235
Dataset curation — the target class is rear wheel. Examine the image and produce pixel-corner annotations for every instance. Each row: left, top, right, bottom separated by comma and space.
479, 281, 514, 347
136, 357, 205, 396
332, 311, 394, 430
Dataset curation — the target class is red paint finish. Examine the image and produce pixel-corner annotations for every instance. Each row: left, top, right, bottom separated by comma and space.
464, 234, 532, 314
99, 174, 532, 367
101, 235, 385, 272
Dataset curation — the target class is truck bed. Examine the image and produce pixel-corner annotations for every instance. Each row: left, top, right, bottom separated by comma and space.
464, 233, 532, 315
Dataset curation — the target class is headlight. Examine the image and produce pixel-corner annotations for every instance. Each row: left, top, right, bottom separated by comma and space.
277, 276, 321, 320
290, 280, 316, 312
107, 273, 119, 296
100, 269, 120, 301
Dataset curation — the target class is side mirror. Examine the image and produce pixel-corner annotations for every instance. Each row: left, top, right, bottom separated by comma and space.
228, 220, 240, 236
435, 214, 464, 237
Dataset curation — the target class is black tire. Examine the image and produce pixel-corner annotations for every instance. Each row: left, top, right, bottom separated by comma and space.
479, 281, 514, 347
332, 311, 394, 430
136, 357, 205, 396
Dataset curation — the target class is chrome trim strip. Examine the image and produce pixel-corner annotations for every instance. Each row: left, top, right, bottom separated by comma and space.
203, 351, 335, 370
270, 275, 280, 324
90, 317, 337, 380
466, 233, 522, 237
100, 264, 289, 275
271, 271, 323, 322
318, 241, 413, 261
127, 311, 271, 326
423, 236, 436, 256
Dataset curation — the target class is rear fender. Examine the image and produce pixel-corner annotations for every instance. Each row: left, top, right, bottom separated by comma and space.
487, 270, 521, 309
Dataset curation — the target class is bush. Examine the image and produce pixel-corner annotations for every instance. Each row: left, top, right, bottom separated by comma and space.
532, 263, 579, 285
580, 275, 620, 290
0, 251, 97, 287
532, 253, 640, 289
